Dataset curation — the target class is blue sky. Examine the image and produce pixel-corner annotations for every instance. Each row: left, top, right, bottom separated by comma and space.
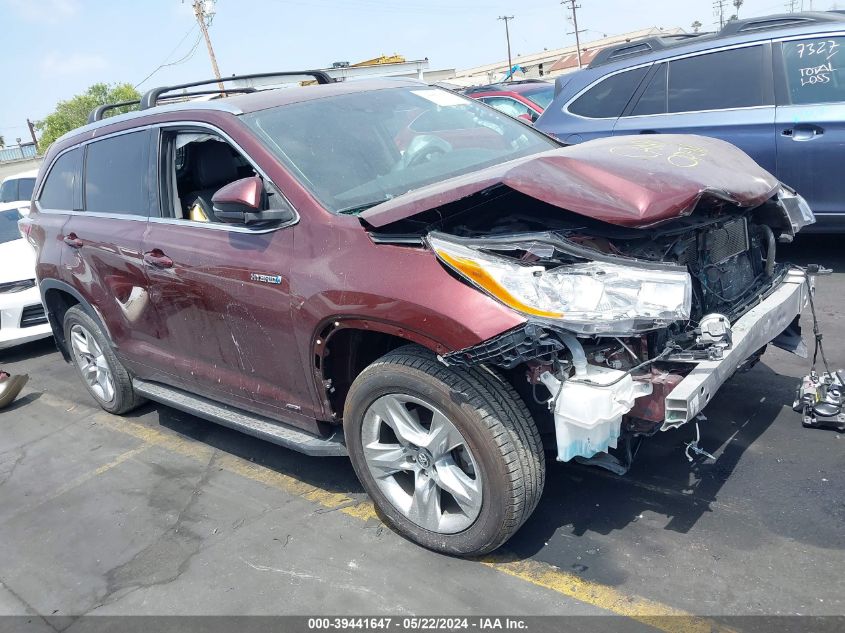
0, 0, 822, 142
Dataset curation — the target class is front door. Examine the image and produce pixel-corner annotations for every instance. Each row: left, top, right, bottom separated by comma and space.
142, 127, 313, 425
774, 34, 845, 223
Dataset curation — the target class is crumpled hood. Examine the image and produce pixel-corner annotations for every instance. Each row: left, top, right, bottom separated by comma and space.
361, 134, 780, 229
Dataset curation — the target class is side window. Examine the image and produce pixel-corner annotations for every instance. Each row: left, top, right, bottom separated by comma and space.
781, 36, 845, 105
668, 46, 765, 113
631, 63, 667, 116
85, 131, 153, 216
39, 148, 82, 211
163, 131, 262, 224
0, 179, 16, 203
18, 178, 35, 202
483, 97, 536, 120
568, 66, 649, 118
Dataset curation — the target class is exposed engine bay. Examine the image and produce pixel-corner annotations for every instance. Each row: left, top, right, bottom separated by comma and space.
367, 180, 818, 470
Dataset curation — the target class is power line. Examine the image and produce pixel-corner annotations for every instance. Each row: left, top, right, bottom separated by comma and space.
134, 24, 199, 88
713, 0, 727, 28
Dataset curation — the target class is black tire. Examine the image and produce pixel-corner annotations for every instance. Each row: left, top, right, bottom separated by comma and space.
344, 345, 545, 556
63, 305, 144, 415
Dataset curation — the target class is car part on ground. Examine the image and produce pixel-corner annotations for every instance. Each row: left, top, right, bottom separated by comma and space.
0, 372, 28, 409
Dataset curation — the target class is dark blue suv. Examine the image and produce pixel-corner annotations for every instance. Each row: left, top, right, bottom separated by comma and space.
535, 11, 845, 231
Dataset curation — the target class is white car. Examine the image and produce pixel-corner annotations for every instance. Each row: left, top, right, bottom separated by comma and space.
0, 169, 37, 214
0, 208, 52, 349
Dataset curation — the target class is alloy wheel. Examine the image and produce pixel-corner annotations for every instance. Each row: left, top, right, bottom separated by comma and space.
69, 323, 115, 404
361, 393, 483, 534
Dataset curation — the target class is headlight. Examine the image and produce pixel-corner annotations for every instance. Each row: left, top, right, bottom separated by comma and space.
428, 235, 691, 335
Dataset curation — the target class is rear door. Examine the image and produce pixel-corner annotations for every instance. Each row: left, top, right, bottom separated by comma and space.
61, 129, 159, 373
774, 33, 845, 223
612, 43, 777, 174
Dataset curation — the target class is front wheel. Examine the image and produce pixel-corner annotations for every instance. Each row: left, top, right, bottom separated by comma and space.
344, 345, 544, 556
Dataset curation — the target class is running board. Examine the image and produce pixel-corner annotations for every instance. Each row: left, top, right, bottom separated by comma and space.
132, 379, 347, 457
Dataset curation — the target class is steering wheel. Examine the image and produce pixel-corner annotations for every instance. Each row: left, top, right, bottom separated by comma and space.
402, 135, 453, 169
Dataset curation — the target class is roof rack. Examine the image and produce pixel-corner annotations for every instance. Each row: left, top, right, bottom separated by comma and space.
87, 70, 334, 123
719, 11, 845, 35
87, 100, 141, 124
589, 11, 845, 68
589, 33, 710, 68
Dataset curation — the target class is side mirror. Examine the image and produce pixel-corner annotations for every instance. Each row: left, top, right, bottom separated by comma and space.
212, 176, 294, 225
517, 113, 535, 125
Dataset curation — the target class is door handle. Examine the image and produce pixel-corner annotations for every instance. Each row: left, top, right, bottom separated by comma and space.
783, 124, 824, 141
143, 249, 174, 269
63, 233, 83, 249
639, 129, 660, 134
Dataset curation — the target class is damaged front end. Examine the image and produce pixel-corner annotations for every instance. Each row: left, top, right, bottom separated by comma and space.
430, 191, 814, 465
363, 135, 818, 467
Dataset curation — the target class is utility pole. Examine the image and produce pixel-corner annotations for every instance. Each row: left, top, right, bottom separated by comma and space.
191, 0, 224, 90
498, 16, 514, 80
26, 118, 38, 151
561, 0, 584, 69
713, 0, 727, 28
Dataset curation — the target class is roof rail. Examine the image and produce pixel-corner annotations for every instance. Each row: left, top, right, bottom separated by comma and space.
138, 70, 334, 110
589, 11, 845, 69
588, 33, 709, 68
719, 11, 845, 36
87, 100, 141, 124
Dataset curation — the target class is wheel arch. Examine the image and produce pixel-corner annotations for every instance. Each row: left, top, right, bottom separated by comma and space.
313, 318, 452, 422
40, 280, 115, 362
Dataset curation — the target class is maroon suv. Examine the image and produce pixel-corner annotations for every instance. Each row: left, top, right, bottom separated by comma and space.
25, 72, 816, 555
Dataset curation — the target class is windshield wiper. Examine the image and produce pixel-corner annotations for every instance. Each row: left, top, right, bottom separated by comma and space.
336, 200, 388, 215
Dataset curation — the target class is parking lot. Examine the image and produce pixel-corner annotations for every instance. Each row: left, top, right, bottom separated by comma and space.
0, 236, 842, 629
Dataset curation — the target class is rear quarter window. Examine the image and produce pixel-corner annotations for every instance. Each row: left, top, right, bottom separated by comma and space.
568, 66, 649, 118
39, 148, 82, 211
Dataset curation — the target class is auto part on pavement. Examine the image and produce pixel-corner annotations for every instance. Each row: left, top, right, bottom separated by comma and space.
792, 265, 845, 432
0, 372, 28, 409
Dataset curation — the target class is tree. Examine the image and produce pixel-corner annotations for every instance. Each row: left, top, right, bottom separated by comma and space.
35, 83, 140, 152
0, 135, 4, 148
733, 0, 744, 18
691, 20, 702, 32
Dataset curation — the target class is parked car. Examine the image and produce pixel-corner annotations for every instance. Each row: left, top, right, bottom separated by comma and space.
463, 79, 554, 123
0, 208, 52, 349
24, 71, 816, 556
535, 10, 845, 231
0, 169, 37, 213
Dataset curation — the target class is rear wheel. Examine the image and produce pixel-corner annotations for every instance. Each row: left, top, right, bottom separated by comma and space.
344, 345, 544, 556
64, 306, 143, 415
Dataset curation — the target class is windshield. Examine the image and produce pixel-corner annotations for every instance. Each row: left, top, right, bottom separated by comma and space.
522, 86, 555, 110
0, 209, 23, 245
242, 86, 556, 214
